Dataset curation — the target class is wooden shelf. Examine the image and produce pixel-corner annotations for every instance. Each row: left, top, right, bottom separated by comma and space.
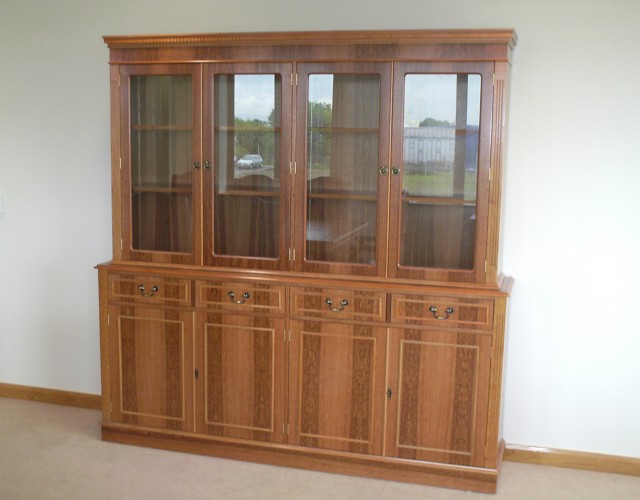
308, 126, 379, 134
403, 195, 477, 206
307, 192, 377, 202
132, 125, 192, 131
216, 189, 279, 197
215, 125, 281, 133
133, 184, 192, 194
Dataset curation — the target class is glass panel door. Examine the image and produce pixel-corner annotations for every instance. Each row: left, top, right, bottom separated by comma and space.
121, 64, 201, 264
204, 64, 292, 270
389, 62, 493, 282
294, 63, 391, 276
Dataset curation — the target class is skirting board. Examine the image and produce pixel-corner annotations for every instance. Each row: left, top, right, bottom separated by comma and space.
0, 382, 101, 410
1, 382, 638, 478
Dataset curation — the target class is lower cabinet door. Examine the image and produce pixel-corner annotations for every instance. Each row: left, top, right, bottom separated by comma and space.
386, 328, 493, 467
195, 312, 286, 443
289, 320, 387, 455
108, 305, 194, 431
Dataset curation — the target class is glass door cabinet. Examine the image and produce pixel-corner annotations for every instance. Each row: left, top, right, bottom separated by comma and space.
119, 64, 202, 264
388, 62, 495, 283
294, 62, 391, 277
101, 30, 516, 494
203, 63, 292, 270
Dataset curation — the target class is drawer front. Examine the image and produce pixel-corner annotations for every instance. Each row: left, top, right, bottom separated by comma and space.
391, 294, 493, 331
196, 280, 285, 315
290, 286, 387, 322
108, 274, 191, 306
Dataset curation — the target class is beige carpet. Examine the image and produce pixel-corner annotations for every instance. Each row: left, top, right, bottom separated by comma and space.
1, 397, 638, 499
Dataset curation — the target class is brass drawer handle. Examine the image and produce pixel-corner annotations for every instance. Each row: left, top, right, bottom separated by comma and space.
429, 305, 454, 320
325, 298, 349, 312
229, 291, 250, 304
138, 284, 159, 297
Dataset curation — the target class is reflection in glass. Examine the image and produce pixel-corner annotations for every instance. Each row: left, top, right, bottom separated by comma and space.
130, 75, 193, 253
306, 74, 380, 265
213, 74, 281, 258
400, 74, 481, 270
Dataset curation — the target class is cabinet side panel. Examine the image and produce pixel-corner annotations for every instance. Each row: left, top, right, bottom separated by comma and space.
110, 65, 122, 260
484, 296, 507, 468
486, 62, 510, 285
98, 267, 112, 421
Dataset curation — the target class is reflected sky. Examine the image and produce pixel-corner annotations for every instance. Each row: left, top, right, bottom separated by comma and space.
232, 73, 481, 126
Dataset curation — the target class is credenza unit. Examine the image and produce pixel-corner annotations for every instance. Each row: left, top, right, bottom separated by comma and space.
98, 29, 516, 493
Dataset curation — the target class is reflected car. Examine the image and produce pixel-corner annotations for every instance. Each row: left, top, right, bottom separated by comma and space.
237, 154, 263, 169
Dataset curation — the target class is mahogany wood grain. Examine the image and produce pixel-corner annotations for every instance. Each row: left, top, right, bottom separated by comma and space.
485, 62, 511, 286
391, 293, 494, 330
194, 312, 286, 443
108, 304, 194, 432
385, 328, 492, 467
100, 29, 516, 492
108, 273, 192, 307
289, 320, 387, 456
290, 286, 386, 322
195, 280, 285, 315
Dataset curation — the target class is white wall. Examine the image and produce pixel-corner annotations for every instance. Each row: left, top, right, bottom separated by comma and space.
1, 0, 638, 459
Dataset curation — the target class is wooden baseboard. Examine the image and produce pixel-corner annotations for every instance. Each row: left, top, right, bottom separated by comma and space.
504, 444, 640, 477
0, 382, 101, 410
1, 383, 637, 478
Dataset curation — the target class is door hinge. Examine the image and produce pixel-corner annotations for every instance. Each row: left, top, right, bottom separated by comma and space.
484, 260, 488, 273
386, 388, 392, 400
107, 314, 110, 326
290, 73, 298, 86
195, 368, 199, 380
119, 157, 122, 170
289, 161, 297, 175
283, 422, 290, 434
488, 167, 491, 182
120, 238, 123, 251
289, 248, 296, 262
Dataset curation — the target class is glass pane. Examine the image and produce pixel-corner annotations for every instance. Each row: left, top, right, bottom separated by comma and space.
130, 75, 193, 253
213, 74, 281, 258
400, 74, 481, 270
306, 74, 379, 265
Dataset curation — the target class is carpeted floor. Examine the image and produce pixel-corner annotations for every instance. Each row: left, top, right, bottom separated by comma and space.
1, 397, 638, 499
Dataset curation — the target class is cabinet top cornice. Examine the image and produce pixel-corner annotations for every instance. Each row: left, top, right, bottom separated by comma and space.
104, 29, 517, 49
103, 29, 516, 64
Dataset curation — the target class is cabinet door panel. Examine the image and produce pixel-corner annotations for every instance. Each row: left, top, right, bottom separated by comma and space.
294, 62, 391, 277
388, 62, 494, 284
195, 313, 286, 443
203, 63, 293, 270
119, 64, 202, 265
289, 320, 386, 455
386, 328, 492, 467
109, 305, 193, 431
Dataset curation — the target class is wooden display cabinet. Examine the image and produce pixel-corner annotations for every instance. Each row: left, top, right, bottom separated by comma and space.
98, 29, 516, 493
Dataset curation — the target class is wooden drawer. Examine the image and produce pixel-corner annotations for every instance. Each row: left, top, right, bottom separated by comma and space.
391, 293, 494, 331
196, 280, 285, 315
108, 274, 191, 306
290, 286, 386, 322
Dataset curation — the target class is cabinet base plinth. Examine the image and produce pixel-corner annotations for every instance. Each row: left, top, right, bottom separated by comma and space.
102, 423, 502, 494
